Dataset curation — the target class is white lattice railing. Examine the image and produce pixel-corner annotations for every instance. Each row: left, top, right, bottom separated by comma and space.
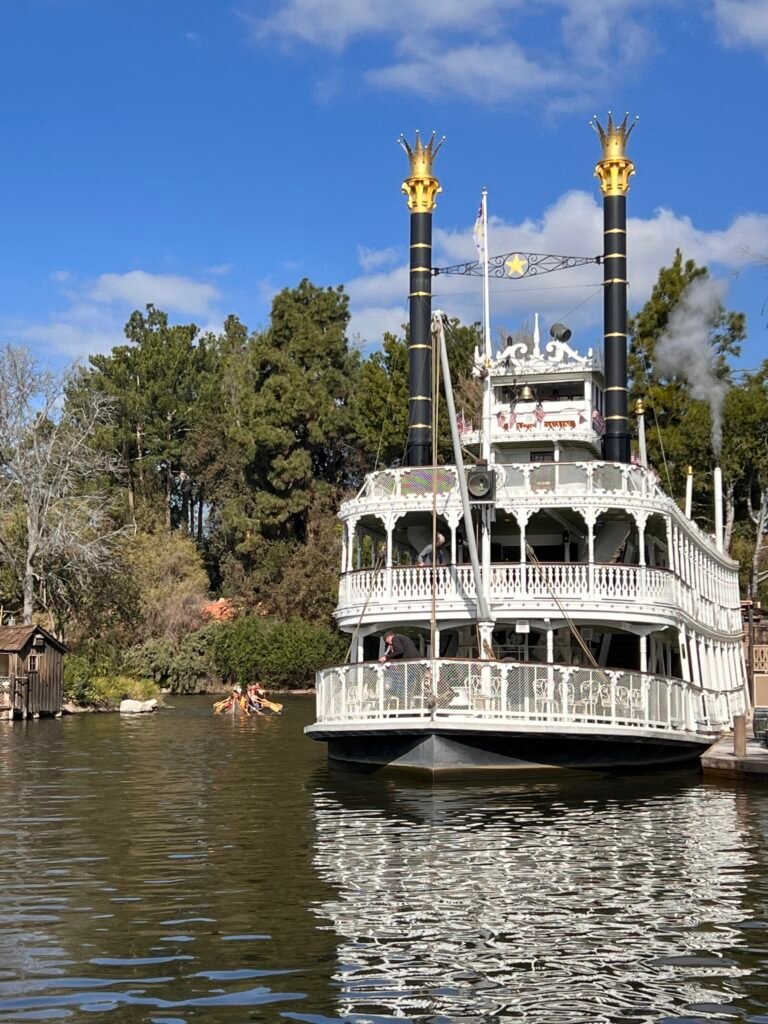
315, 659, 747, 736
359, 461, 660, 502
338, 563, 741, 633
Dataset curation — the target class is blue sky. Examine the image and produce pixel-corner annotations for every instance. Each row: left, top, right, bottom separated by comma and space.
1, 0, 768, 368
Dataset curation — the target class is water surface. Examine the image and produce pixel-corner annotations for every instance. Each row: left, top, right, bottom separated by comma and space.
1, 696, 767, 1023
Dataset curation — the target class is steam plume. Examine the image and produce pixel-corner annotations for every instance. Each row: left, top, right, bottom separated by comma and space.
654, 276, 729, 457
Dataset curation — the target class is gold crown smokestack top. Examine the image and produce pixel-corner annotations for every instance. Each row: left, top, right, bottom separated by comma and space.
591, 112, 638, 464
399, 131, 444, 467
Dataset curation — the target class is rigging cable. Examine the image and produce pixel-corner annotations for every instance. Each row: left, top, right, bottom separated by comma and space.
430, 320, 440, 660
524, 543, 614, 691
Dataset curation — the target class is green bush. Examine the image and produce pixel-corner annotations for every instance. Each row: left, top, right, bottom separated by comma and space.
88, 675, 159, 705
168, 625, 219, 693
64, 648, 122, 706
213, 615, 346, 689
123, 638, 174, 685
66, 615, 345, 701
64, 652, 158, 708
123, 626, 220, 694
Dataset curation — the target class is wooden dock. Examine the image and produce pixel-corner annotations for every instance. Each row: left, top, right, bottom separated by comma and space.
701, 735, 768, 778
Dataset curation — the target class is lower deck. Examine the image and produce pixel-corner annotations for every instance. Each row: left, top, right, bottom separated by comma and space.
307, 657, 747, 774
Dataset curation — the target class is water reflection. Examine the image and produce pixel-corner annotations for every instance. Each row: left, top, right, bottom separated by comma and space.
0, 698, 767, 1023
310, 771, 768, 1022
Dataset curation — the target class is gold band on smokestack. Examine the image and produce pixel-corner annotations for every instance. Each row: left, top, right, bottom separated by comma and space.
591, 111, 638, 464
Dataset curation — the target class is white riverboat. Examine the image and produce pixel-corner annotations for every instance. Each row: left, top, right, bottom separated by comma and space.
306, 318, 748, 772
305, 122, 749, 774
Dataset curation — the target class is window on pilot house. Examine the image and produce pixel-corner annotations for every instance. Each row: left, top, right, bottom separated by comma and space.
530, 451, 555, 463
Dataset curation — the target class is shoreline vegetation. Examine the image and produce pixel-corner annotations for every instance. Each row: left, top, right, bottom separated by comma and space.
2, 260, 768, 710
62, 686, 315, 715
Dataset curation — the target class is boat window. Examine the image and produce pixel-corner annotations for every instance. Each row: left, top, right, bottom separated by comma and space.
530, 451, 555, 463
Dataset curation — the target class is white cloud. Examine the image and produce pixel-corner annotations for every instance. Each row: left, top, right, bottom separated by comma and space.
207, 262, 234, 276
345, 191, 768, 348
241, 0, 664, 104
239, 0, 510, 51
9, 269, 230, 361
17, 303, 125, 360
368, 41, 563, 103
89, 270, 220, 316
713, 0, 768, 51
357, 245, 401, 272
348, 305, 407, 350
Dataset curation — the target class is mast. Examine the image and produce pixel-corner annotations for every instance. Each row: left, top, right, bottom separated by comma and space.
479, 189, 493, 464
399, 131, 444, 467
591, 112, 638, 464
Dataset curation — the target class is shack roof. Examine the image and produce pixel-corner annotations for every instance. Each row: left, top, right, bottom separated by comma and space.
0, 625, 67, 654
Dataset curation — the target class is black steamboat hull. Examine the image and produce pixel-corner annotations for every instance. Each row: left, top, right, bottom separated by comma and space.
306, 726, 714, 777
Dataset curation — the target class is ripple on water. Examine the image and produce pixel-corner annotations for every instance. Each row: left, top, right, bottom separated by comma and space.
0, 697, 767, 1023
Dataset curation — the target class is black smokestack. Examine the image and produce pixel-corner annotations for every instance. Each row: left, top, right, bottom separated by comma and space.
602, 191, 630, 463
399, 131, 443, 467
590, 112, 638, 464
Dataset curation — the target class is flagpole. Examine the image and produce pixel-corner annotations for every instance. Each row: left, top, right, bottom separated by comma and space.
481, 188, 492, 464
479, 189, 493, 620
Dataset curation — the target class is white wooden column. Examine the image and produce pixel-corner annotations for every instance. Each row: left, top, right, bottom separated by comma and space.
519, 514, 527, 565
585, 509, 597, 596
678, 626, 692, 683
637, 516, 647, 567
433, 625, 441, 659
691, 632, 702, 687
347, 518, 359, 573
639, 634, 648, 674
665, 517, 674, 573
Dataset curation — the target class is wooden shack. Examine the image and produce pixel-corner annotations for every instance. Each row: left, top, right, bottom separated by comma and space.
0, 625, 66, 720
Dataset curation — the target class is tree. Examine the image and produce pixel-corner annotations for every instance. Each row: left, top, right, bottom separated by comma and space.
721, 365, 768, 593
121, 531, 210, 641
209, 281, 359, 593
629, 250, 745, 513
0, 346, 122, 628
350, 318, 481, 471
79, 305, 211, 531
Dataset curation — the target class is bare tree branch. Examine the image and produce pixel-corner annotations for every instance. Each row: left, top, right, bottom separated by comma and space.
0, 345, 125, 628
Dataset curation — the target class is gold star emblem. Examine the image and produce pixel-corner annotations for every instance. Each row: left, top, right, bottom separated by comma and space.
505, 253, 528, 278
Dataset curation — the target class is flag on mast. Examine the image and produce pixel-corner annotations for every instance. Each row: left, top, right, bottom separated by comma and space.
473, 199, 485, 259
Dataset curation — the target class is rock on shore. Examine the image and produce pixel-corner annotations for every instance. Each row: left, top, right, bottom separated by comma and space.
119, 698, 159, 714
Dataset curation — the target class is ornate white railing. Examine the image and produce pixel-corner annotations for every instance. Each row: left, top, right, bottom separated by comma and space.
358, 461, 661, 502
315, 659, 747, 737
337, 563, 741, 634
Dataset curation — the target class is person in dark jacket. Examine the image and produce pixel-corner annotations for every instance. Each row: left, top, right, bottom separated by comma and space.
417, 532, 448, 565
380, 632, 419, 662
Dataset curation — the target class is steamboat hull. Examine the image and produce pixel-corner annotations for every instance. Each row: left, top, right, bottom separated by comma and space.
307, 723, 713, 776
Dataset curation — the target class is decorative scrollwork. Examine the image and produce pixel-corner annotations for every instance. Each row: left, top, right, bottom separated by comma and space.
434, 251, 601, 280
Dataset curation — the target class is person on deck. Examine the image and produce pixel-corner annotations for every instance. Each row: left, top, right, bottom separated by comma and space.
379, 632, 420, 662
417, 532, 448, 565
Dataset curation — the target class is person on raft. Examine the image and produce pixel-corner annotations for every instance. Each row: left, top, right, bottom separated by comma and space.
247, 684, 266, 715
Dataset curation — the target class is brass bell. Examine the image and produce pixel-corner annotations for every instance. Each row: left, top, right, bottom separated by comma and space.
519, 384, 535, 401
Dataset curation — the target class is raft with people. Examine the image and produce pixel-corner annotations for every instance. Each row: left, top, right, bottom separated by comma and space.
213, 683, 283, 716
